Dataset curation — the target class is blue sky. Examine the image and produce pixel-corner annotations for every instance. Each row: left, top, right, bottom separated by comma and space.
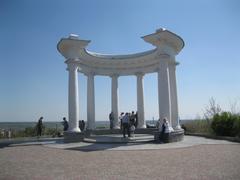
0, 0, 240, 122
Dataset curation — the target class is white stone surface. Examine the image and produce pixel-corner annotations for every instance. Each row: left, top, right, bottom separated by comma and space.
158, 59, 172, 127
87, 72, 95, 130
136, 73, 146, 128
169, 60, 179, 128
57, 29, 185, 131
111, 75, 120, 129
68, 62, 80, 132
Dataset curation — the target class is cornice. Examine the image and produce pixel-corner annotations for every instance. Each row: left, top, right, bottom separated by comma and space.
58, 28, 184, 76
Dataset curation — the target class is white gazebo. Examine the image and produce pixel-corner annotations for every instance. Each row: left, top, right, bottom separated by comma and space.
57, 28, 184, 135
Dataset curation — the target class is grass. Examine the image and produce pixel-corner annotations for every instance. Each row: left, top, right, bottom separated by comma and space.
182, 119, 212, 134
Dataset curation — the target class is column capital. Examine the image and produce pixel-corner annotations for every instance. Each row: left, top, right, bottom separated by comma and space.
65, 58, 79, 64
159, 59, 170, 70
84, 71, 95, 77
135, 72, 145, 77
168, 60, 179, 67
110, 74, 119, 78
67, 62, 79, 72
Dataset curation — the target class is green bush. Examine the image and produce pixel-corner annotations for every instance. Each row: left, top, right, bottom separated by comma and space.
211, 112, 240, 136
24, 127, 36, 137
233, 117, 240, 137
44, 128, 61, 137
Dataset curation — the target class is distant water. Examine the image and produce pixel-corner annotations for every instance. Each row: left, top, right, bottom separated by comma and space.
0, 121, 109, 131
0, 120, 159, 130
0, 122, 62, 131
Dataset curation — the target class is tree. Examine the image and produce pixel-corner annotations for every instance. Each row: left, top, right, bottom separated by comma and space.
204, 97, 221, 123
229, 98, 240, 115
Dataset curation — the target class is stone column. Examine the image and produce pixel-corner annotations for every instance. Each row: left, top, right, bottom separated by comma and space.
169, 61, 181, 129
67, 62, 81, 132
136, 72, 146, 128
111, 74, 120, 129
86, 72, 95, 130
158, 59, 173, 128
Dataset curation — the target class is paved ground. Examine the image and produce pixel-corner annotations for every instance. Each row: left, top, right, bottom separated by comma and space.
0, 136, 239, 180
44, 135, 239, 151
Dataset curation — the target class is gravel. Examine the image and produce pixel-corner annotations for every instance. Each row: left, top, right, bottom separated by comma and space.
0, 144, 239, 180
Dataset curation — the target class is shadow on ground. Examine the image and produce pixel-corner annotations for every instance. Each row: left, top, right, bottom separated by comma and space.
65, 141, 155, 152
0, 138, 63, 149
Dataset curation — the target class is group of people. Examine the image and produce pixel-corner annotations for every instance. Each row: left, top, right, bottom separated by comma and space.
156, 117, 174, 142
35, 117, 84, 138
121, 111, 138, 138
37, 114, 173, 142
109, 111, 138, 127
62, 117, 85, 132
115, 111, 138, 138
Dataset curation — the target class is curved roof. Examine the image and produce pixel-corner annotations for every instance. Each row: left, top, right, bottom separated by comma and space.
57, 28, 184, 76
84, 48, 157, 59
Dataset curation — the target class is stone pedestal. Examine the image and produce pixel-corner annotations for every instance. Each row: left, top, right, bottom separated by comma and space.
64, 131, 84, 143
154, 129, 184, 143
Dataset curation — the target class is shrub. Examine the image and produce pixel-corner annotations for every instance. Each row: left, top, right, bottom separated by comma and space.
233, 117, 240, 137
24, 127, 36, 137
211, 112, 240, 136
44, 128, 61, 137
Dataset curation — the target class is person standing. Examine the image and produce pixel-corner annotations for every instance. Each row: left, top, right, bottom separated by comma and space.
119, 112, 124, 130
7, 128, 12, 139
36, 117, 43, 137
135, 112, 138, 127
160, 118, 172, 142
129, 111, 136, 136
82, 120, 85, 131
122, 113, 130, 138
130, 111, 136, 127
62, 117, 69, 131
156, 119, 162, 131
109, 112, 114, 129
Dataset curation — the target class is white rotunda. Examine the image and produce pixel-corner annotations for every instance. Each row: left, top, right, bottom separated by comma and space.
57, 28, 184, 140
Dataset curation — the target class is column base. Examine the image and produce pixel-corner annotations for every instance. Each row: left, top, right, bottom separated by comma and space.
175, 125, 182, 130
87, 121, 95, 131
85, 129, 93, 138
154, 128, 184, 143
113, 125, 120, 129
169, 126, 175, 132
64, 131, 84, 143
137, 124, 146, 128
68, 127, 81, 133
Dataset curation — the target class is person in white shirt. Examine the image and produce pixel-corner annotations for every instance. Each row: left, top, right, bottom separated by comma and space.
160, 118, 174, 142
119, 112, 124, 130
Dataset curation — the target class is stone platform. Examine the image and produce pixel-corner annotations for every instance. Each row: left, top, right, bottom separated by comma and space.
65, 128, 157, 142
64, 131, 84, 143
85, 128, 157, 136
84, 134, 154, 144
66, 128, 184, 143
